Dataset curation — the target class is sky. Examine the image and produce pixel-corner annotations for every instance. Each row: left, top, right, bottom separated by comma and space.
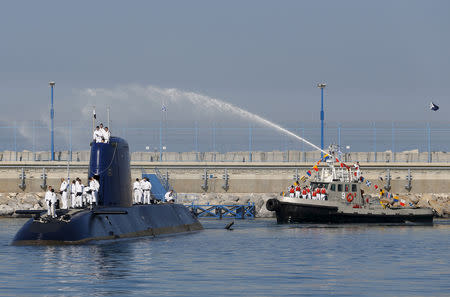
0, 0, 449, 151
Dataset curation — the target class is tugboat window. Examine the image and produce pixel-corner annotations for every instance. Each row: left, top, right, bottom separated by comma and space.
338, 184, 343, 192
352, 184, 357, 192
330, 184, 336, 191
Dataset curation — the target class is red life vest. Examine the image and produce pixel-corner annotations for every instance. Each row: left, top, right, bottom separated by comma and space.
306, 188, 310, 193
312, 191, 316, 197
302, 189, 307, 195
321, 188, 326, 194
289, 188, 295, 193
295, 186, 301, 191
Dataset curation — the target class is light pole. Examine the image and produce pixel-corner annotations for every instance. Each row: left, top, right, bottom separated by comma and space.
317, 83, 326, 158
49, 81, 55, 161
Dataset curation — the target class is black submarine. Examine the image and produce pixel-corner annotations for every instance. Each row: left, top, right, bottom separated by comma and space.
12, 137, 203, 245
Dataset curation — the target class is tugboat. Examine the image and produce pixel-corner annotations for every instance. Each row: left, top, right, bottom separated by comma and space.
266, 155, 433, 224
12, 137, 203, 245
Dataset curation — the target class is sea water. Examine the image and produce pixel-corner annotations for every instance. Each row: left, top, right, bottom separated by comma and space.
0, 218, 449, 296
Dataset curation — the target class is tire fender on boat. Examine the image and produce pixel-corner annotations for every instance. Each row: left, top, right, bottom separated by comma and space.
266, 199, 280, 211
346, 193, 354, 202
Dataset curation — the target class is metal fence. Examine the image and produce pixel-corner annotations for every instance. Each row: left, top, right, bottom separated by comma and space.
0, 120, 449, 162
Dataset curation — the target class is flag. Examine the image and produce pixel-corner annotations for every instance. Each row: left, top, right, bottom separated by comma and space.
93, 109, 96, 119
161, 105, 167, 112
387, 192, 391, 199
340, 163, 344, 167
313, 165, 319, 172
374, 185, 378, 189
430, 102, 439, 111
300, 176, 307, 182
366, 180, 371, 187
393, 196, 399, 202
360, 176, 365, 182
306, 171, 312, 176
400, 199, 406, 206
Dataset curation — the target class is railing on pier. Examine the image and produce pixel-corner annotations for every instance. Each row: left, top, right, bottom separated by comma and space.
186, 203, 255, 219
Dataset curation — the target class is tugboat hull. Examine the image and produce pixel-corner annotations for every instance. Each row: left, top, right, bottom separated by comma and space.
267, 198, 434, 224
12, 204, 202, 245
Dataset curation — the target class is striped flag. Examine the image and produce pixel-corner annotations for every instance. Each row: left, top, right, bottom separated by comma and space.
306, 171, 312, 176
366, 180, 371, 187
300, 176, 308, 182
400, 199, 406, 206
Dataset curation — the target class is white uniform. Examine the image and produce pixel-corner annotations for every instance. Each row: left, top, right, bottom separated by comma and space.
354, 163, 361, 180
89, 179, 100, 204
50, 191, 57, 218
83, 186, 91, 206
93, 129, 103, 143
164, 191, 174, 202
75, 181, 83, 207
133, 181, 142, 204
45, 190, 53, 216
103, 130, 111, 143
140, 179, 147, 204
142, 180, 152, 204
60, 180, 69, 209
71, 183, 77, 208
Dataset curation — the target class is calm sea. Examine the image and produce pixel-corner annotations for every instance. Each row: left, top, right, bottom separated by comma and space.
0, 218, 449, 297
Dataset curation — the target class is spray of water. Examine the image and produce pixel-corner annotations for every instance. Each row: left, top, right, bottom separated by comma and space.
83, 85, 327, 154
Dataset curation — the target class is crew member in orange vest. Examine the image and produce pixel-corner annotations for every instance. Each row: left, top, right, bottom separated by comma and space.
301, 187, 307, 199
321, 187, 327, 200
312, 189, 317, 200
289, 185, 295, 198
295, 185, 301, 198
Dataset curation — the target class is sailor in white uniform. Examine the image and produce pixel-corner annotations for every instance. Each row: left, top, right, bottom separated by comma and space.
45, 186, 53, 216
93, 126, 103, 143
164, 190, 175, 203
133, 178, 142, 204
71, 180, 77, 208
142, 178, 152, 204
103, 127, 111, 143
59, 178, 69, 209
75, 178, 83, 208
50, 188, 58, 218
89, 176, 100, 205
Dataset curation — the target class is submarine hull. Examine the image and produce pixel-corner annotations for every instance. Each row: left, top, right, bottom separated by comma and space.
12, 204, 203, 245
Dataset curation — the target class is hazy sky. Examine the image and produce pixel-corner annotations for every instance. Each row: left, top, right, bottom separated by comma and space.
1, 0, 449, 130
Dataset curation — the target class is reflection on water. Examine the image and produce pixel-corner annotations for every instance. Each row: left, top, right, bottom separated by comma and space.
0, 218, 449, 296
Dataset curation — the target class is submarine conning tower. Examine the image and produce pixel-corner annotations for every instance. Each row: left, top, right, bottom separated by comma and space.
89, 136, 132, 207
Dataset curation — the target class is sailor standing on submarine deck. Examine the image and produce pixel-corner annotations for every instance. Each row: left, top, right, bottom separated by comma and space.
133, 178, 142, 204
59, 178, 69, 209
45, 186, 53, 216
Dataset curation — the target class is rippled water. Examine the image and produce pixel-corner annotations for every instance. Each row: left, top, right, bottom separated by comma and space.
0, 218, 449, 296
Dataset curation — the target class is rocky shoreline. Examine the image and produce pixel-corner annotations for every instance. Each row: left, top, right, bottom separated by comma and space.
1, 192, 449, 218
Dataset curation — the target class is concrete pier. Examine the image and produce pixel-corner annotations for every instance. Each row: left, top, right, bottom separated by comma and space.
1, 160, 450, 194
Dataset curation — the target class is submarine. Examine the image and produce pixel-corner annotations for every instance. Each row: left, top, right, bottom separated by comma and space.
12, 137, 203, 245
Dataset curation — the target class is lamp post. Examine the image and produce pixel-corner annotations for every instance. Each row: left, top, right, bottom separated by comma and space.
317, 83, 326, 158
49, 81, 55, 161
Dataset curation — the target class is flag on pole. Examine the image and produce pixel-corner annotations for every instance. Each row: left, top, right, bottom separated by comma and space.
161, 105, 167, 112
430, 102, 439, 111
400, 199, 406, 206
300, 176, 308, 182
306, 170, 312, 176
374, 185, 378, 189
313, 165, 319, 172
366, 180, 371, 187
93, 109, 96, 119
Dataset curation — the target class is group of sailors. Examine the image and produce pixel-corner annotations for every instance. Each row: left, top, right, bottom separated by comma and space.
93, 124, 111, 143
288, 183, 328, 200
133, 178, 153, 204
133, 178, 175, 204
44, 176, 100, 218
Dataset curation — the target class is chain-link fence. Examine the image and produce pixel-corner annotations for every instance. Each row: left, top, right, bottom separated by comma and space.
0, 121, 448, 162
